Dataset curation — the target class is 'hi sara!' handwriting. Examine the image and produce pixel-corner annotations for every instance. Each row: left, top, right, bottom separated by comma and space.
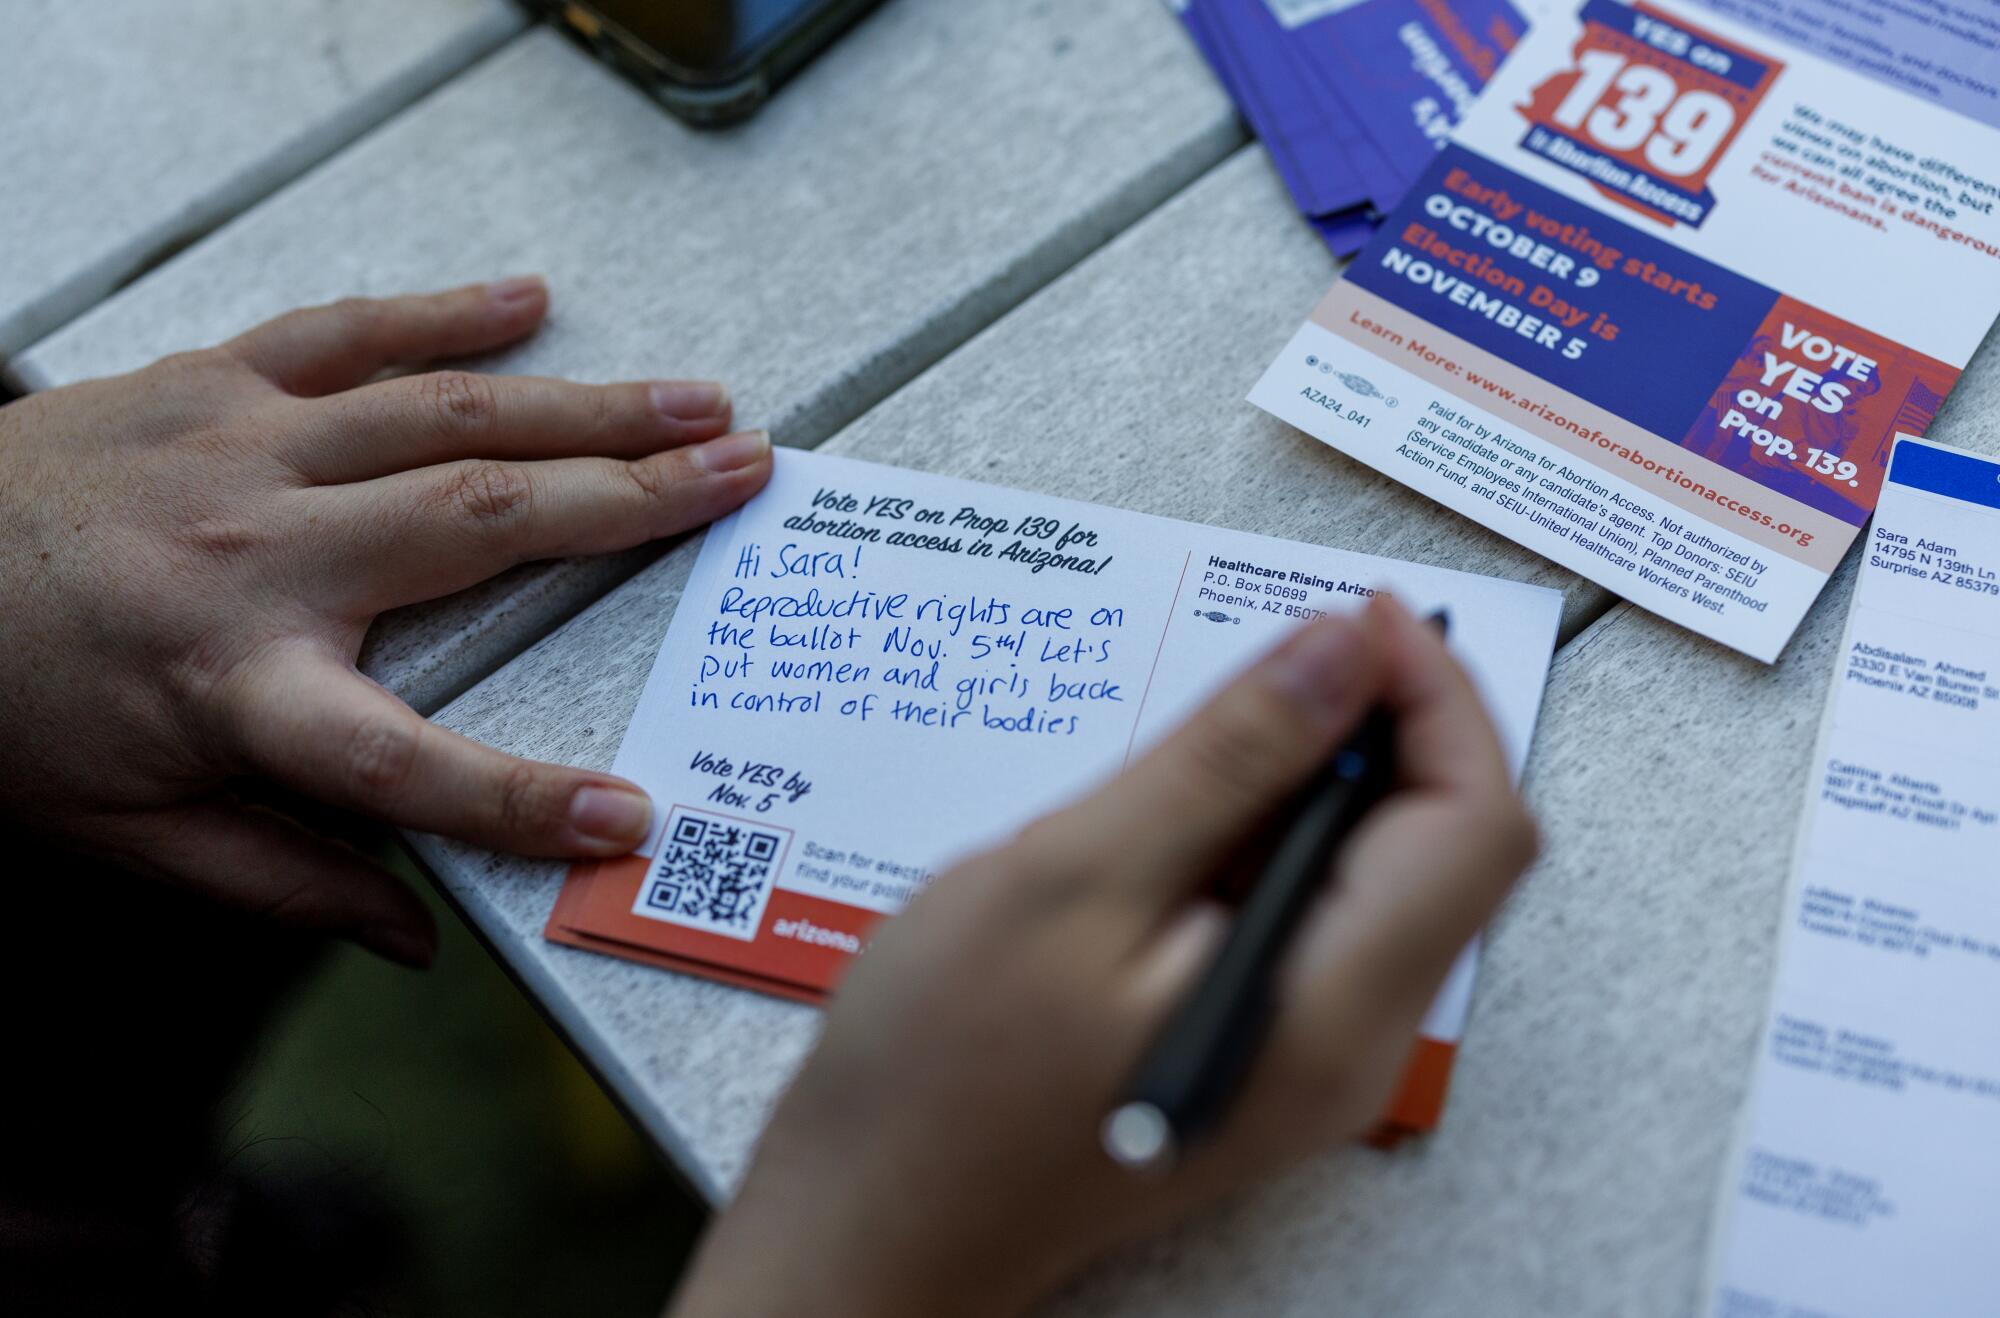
685, 480, 1149, 739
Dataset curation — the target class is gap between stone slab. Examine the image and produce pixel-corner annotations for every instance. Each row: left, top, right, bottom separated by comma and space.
0, 17, 527, 386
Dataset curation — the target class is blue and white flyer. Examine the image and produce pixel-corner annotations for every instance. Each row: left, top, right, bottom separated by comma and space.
1706, 436, 2000, 1315
1251, 0, 2000, 660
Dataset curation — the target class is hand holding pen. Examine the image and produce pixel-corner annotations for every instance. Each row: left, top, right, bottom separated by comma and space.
675, 595, 1538, 1318
1103, 611, 1447, 1170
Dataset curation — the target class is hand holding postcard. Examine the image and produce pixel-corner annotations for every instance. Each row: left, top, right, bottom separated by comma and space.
548, 449, 1562, 1136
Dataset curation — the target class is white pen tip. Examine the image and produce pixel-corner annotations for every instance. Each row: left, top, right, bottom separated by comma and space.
1102, 1102, 1176, 1172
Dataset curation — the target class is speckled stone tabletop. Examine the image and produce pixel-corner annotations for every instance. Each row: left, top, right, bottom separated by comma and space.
0, 0, 519, 362
15, 0, 1242, 716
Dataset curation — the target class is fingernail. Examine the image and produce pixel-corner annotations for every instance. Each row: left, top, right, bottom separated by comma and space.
651, 379, 730, 419
1266, 617, 1365, 715
1368, 591, 1410, 624
1368, 591, 1442, 642
693, 428, 771, 474
488, 275, 546, 307
570, 784, 652, 850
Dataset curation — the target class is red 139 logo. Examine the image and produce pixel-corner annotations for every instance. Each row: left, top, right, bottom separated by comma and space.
1518, 1, 1781, 227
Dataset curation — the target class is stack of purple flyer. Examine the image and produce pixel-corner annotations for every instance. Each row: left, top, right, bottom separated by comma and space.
1173, 0, 1542, 255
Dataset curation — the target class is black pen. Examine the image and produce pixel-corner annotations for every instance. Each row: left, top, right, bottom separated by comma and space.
1099, 611, 1446, 1172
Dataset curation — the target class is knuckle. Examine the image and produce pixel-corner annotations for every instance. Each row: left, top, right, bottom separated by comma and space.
494, 761, 557, 836
1000, 814, 1089, 889
344, 715, 421, 801
306, 295, 395, 356
438, 460, 533, 529
1178, 685, 1292, 806
590, 384, 622, 433
623, 453, 681, 504
171, 418, 248, 467
419, 369, 497, 434
164, 629, 270, 729
160, 345, 233, 376
328, 295, 386, 338
178, 513, 265, 561
255, 877, 330, 926
154, 346, 251, 394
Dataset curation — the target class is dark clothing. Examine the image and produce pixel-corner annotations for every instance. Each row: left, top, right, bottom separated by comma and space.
0, 849, 387, 1316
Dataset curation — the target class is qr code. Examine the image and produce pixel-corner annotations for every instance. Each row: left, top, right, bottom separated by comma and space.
631, 809, 789, 941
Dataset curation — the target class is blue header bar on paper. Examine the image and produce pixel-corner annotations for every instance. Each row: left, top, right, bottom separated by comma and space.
1888, 439, 2000, 513
1582, 0, 1771, 91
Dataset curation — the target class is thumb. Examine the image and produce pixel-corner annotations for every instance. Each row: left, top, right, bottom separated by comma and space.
228, 652, 655, 859
1040, 611, 1390, 907
113, 799, 439, 967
